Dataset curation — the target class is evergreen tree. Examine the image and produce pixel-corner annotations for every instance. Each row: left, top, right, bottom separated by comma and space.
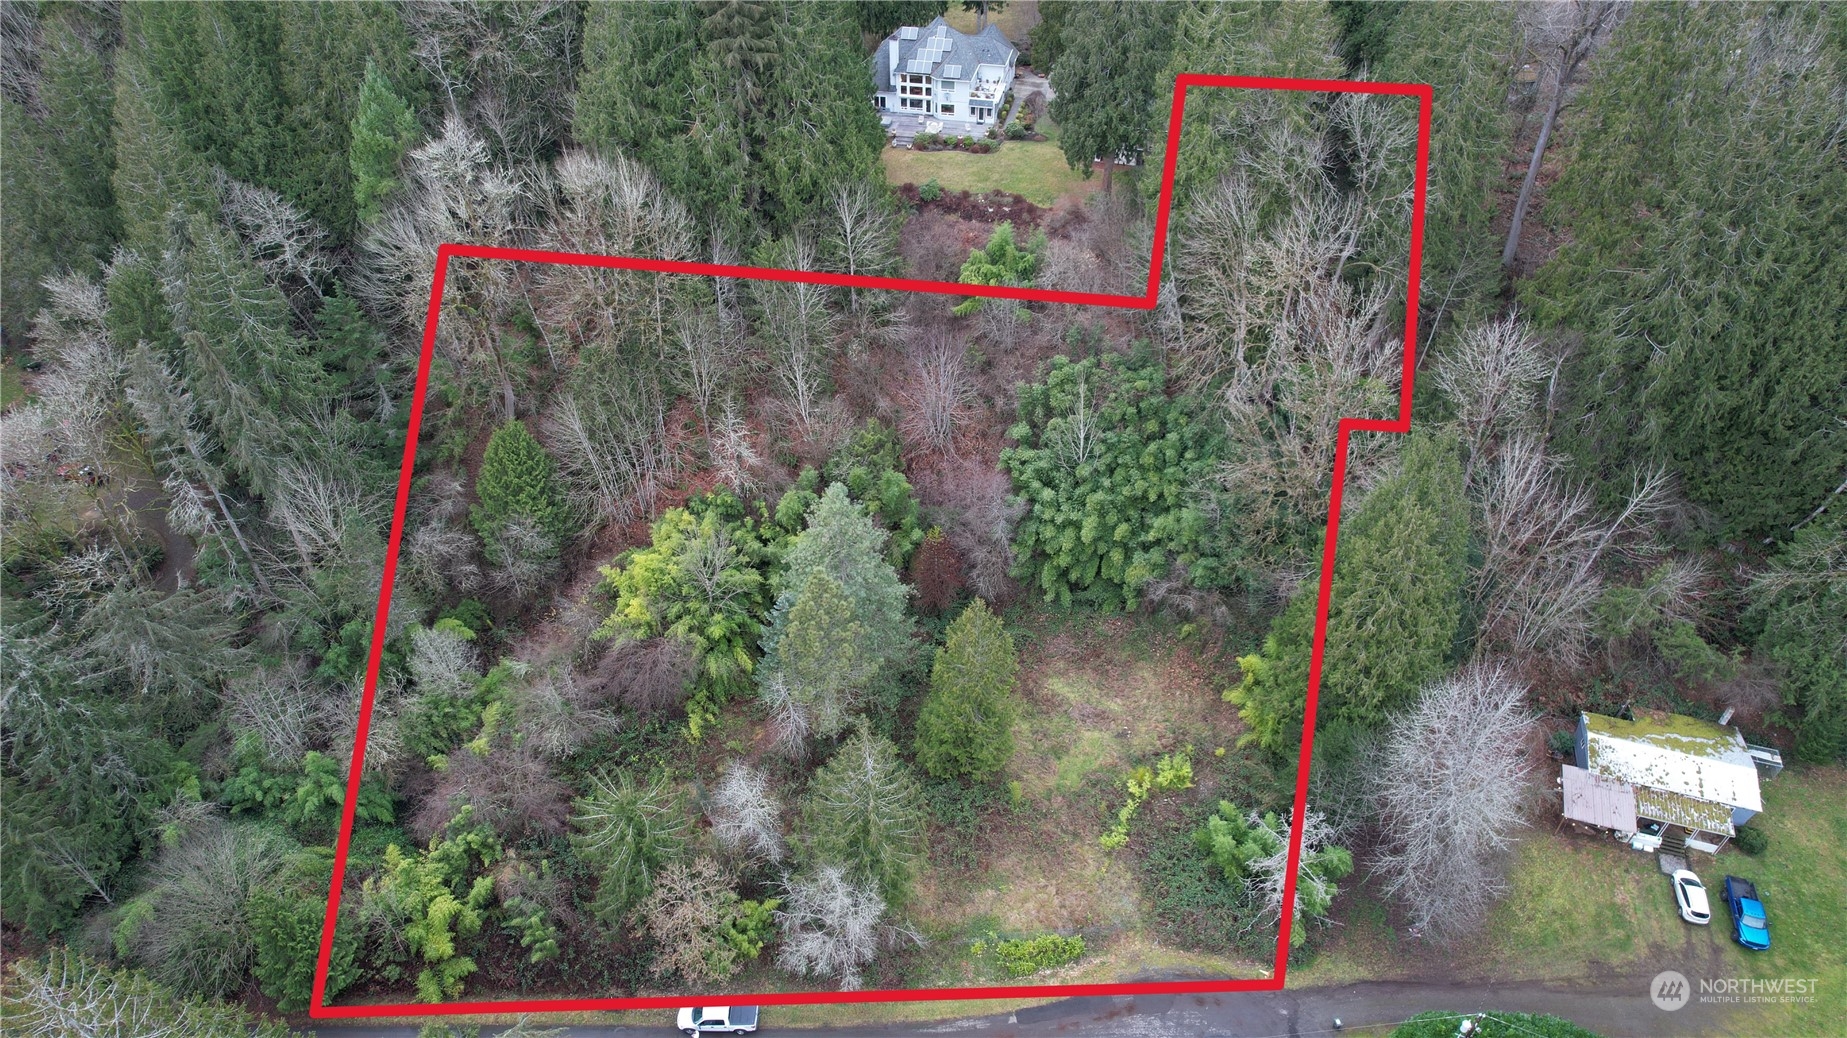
1368, 2, 1519, 331
568, 772, 689, 927
575, 1, 884, 236
600, 494, 776, 710
1047, 1, 1179, 192
853, 1, 949, 38
774, 570, 875, 740
1522, 2, 1847, 540
1224, 591, 1315, 755
765, 483, 913, 675
0, 14, 120, 332
472, 420, 571, 548
348, 58, 423, 225
248, 890, 360, 1011
1030, 1, 1076, 71
1749, 512, 1847, 764
127, 1, 420, 239
915, 600, 1018, 781
109, 44, 216, 249
1155, 0, 1343, 212
131, 2, 288, 196
275, 0, 426, 238
953, 221, 1040, 316
1229, 433, 1469, 751
1327, 0, 1405, 72
799, 722, 926, 906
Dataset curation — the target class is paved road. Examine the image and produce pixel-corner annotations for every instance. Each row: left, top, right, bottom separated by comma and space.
299, 974, 1746, 1038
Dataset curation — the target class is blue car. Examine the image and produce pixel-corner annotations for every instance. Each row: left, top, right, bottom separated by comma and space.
1723, 875, 1770, 950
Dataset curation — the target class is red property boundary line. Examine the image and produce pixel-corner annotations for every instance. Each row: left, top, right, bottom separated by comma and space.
313, 72, 1433, 1020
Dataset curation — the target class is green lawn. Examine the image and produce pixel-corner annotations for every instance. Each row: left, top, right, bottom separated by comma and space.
942, 2, 1041, 46
881, 140, 1097, 208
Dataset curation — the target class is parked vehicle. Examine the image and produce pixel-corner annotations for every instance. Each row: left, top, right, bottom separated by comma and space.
1722, 875, 1771, 950
1671, 869, 1711, 925
677, 1005, 760, 1035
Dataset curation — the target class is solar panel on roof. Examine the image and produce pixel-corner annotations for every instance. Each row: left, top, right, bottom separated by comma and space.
899, 26, 919, 39
943, 64, 962, 79
906, 59, 930, 74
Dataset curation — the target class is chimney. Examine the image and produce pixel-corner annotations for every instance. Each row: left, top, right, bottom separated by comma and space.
1718, 706, 1735, 726
889, 38, 899, 84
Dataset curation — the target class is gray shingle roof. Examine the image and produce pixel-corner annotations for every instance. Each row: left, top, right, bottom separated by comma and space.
872, 17, 1016, 93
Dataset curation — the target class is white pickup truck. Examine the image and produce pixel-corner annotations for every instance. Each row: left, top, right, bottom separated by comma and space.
676, 1005, 760, 1035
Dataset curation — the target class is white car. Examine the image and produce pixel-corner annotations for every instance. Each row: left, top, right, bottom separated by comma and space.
677, 1005, 759, 1035
1672, 868, 1711, 925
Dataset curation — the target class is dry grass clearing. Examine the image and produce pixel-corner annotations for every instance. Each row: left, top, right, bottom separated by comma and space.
907, 608, 1267, 981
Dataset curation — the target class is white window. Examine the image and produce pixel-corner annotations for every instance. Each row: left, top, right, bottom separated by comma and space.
940, 104, 955, 115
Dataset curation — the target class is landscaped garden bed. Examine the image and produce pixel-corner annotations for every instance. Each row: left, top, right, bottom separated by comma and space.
894, 183, 1047, 228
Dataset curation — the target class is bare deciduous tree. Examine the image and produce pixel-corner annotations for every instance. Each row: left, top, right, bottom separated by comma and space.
399, 520, 484, 601
544, 371, 681, 528
1244, 806, 1345, 945
510, 664, 624, 760
408, 622, 481, 698
402, 0, 579, 164
534, 150, 698, 359
357, 114, 530, 418
122, 821, 292, 998
916, 458, 1023, 604
709, 761, 785, 863
754, 234, 837, 442
668, 307, 742, 435
633, 856, 743, 984
584, 637, 696, 716
225, 662, 317, 766
774, 865, 919, 992
822, 181, 899, 313
486, 516, 563, 601
267, 463, 382, 573
412, 740, 570, 843
1433, 315, 1551, 479
707, 396, 765, 496
759, 671, 813, 760
1473, 437, 1673, 663
898, 333, 976, 457
215, 175, 332, 314
0, 948, 293, 1038
1370, 664, 1540, 940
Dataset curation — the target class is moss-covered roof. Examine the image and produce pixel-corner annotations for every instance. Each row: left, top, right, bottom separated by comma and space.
1584, 709, 1743, 758
1635, 786, 1736, 835
1582, 710, 1762, 813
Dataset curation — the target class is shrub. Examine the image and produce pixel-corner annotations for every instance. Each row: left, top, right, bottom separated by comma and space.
992, 933, 1085, 977
1734, 824, 1769, 856
1100, 748, 1193, 850
1002, 355, 1227, 609
1005, 120, 1029, 141
919, 178, 943, 202
1548, 729, 1577, 757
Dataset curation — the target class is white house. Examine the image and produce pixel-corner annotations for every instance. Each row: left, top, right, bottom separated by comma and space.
872, 17, 1017, 134
1560, 709, 1777, 854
